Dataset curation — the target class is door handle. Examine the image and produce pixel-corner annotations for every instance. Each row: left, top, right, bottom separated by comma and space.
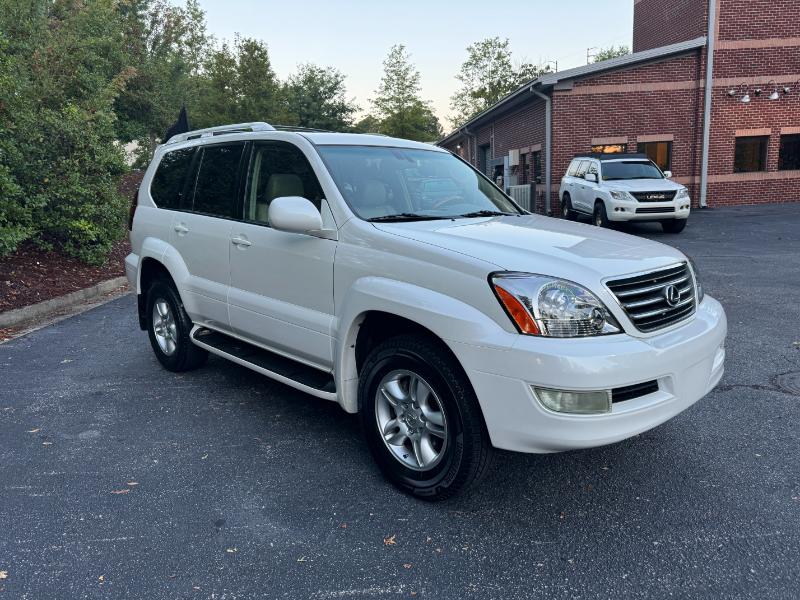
173, 223, 189, 234
231, 236, 251, 247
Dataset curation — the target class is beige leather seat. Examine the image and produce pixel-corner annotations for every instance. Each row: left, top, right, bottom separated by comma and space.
356, 179, 396, 219
256, 174, 305, 223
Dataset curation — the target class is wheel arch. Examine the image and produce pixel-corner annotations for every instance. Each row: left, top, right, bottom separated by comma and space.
333, 277, 512, 414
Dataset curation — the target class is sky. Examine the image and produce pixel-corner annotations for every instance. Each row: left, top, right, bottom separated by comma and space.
189, 0, 634, 128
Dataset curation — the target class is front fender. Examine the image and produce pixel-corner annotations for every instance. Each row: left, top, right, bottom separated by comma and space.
333, 277, 513, 413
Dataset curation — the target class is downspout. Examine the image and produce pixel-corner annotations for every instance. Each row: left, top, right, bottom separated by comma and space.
531, 88, 552, 215
699, 0, 717, 208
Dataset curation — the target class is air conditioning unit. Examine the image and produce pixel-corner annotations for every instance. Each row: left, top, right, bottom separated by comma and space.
508, 149, 520, 167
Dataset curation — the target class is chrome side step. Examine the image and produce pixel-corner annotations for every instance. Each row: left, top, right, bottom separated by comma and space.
190, 326, 337, 401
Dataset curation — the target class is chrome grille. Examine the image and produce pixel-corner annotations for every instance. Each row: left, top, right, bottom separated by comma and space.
606, 263, 696, 332
631, 191, 677, 202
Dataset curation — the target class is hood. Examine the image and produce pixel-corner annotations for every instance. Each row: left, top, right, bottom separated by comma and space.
602, 178, 684, 192
373, 214, 686, 281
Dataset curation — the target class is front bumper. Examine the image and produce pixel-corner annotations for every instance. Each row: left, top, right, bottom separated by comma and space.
452, 297, 726, 453
607, 198, 691, 221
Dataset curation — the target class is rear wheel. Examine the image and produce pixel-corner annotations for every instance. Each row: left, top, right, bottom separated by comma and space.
561, 194, 576, 220
594, 201, 610, 228
661, 219, 688, 233
146, 280, 207, 372
358, 335, 492, 501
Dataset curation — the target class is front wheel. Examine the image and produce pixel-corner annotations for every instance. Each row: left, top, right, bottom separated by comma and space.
358, 335, 492, 501
594, 201, 610, 228
661, 219, 688, 233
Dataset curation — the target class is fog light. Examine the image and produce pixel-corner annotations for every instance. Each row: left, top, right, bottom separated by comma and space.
533, 387, 612, 414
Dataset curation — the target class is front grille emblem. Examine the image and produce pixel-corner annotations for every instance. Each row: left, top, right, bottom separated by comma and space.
663, 284, 681, 307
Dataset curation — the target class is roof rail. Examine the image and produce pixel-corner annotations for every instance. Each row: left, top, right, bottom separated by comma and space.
165, 122, 275, 145
574, 152, 650, 161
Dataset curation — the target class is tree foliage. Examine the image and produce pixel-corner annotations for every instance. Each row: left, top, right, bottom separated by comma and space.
593, 45, 631, 63
285, 64, 359, 131
449, 37, 545, 128
369, 45, 442, 142
0, 0, 130, 263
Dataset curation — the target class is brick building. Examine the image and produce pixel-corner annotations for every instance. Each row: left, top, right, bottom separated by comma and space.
439, 0, 800, 214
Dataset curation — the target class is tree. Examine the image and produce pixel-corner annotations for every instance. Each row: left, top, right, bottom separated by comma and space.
0, 0, 130, 263
449, 37, 545, 128
370, 45, 442, 142
191, 35, 289, 129
593, 45, 630, 63
115, 0, 212, 162
284, 64, 359, 131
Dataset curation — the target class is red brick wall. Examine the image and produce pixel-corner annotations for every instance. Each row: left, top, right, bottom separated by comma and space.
633, 0, 707, 52
717, 0, 800, 41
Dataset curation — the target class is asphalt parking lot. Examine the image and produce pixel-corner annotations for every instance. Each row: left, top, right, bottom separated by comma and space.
2, 203, 799, 600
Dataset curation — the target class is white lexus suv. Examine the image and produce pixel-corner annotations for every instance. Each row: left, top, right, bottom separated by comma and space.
559, 153, 692, 233
127, 122, 726, 500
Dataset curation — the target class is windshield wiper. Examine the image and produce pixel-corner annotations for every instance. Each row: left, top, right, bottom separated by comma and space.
456, 210, 516, 218
367, 213, 450, 222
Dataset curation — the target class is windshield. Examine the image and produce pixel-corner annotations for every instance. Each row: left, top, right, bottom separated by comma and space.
602, 160, 664, 181
316, 146, 521, 221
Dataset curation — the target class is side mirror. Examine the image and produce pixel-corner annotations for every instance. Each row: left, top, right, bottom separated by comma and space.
664, 170, 673, 178
268, 196, 324, 235
585, 172, 598, 183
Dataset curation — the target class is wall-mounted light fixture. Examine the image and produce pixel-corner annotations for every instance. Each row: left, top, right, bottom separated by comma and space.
727, 82, 751, 103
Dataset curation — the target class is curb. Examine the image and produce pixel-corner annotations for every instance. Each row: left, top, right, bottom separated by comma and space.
0, 276, 129, 329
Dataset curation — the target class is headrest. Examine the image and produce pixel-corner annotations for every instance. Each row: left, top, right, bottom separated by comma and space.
358, 179, 387, 207
266, 174, 304, 201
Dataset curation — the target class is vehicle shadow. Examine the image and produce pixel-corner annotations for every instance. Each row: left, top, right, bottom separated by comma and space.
199, 353, 717, 529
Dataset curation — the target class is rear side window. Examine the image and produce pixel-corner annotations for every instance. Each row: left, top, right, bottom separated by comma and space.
191, 143, 245, 218
576, 160, 590, 178
151, 148, 194, 209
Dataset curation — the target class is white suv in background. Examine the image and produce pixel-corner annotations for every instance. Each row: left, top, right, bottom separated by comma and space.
127, 122, 726, 500
559, 153, 692, 233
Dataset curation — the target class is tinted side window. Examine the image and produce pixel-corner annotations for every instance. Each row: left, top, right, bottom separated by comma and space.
567, 161, 579, 177
587, 162, 599, 176
576, 160, 590, 178
244, 142, 324, 224
151, 148, 194, 209
191, 143, 245, 218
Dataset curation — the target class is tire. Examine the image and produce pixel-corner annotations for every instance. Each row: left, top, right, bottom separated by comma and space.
661, 218, 688, 234
145, 279, 208, 372
594, 201, 610, 228
561, 194, 576, 221
358, 334, 492, 501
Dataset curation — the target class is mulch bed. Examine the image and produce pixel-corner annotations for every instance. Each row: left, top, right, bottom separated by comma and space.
0, 238, 129, 313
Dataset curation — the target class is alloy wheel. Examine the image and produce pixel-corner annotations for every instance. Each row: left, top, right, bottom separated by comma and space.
374, 369, 448, 471
152, 299, 178, 356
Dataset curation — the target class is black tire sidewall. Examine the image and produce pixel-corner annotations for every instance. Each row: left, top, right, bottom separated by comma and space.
359, 339, 476, 498
145, 280, 199, 371
594, 202, 608, 227
562, 194, 572, 219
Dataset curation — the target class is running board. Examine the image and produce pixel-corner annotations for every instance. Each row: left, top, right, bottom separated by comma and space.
190, 326, 337, 401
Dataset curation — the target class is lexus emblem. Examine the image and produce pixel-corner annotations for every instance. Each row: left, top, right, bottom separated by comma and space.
664, 284, 681, 307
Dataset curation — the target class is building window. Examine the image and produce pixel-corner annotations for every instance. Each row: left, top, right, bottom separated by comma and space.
734, 136, 769, 173
591, 143, 627, 154
779, 134, 800, 170
532, 151, 542, 184
638, 141, 672, 171
519, 152, 528, 185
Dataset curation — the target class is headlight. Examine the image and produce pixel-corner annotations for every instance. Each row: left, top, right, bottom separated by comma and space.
686, 257, 705, 303
676, 188, 690, 199
491, 273, 622, 337
609, 191, 629, 201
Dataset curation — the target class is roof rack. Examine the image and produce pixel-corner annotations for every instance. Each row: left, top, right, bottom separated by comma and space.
271, 125, 332, 133
165, 122, 276, 145
574, 152, 650, 161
